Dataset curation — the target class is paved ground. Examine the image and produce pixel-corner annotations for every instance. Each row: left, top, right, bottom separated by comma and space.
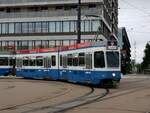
0, 74, 150, 113
67, 74, 150, 113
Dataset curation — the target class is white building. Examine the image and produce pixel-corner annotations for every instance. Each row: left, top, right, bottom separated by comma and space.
0, 0, 118, 50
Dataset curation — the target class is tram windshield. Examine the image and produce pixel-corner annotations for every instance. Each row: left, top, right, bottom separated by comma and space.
106, 51, 119, 68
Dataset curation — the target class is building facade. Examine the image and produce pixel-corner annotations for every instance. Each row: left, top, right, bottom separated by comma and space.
0, 0, 118, 51
118, 27, 131, 74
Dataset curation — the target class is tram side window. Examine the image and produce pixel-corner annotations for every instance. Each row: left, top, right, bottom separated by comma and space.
60, 55, 62, 66
67, 54, 72, 66
51, 55, 56, 66
23, 59, 29, 66
73, 53, 78, 66
0, 57, 8, 66
29, 59, 36, 66
86, 54, 92, 69
79, 53, 85, 66
36, 58, 43, 66
9, 58, 14, 66
94, 51, 105, 68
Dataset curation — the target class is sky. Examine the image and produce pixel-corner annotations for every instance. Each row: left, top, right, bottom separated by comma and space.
118, 0, 150, 63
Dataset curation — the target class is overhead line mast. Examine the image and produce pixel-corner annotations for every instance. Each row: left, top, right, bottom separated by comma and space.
77, 0, 81, 44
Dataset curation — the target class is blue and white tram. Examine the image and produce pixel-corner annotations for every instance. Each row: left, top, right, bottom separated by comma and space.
0, 54, 13, 76
16, 41, 121, 87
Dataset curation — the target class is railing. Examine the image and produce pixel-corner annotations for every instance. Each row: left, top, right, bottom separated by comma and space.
0, 0, 103, 6
0, 0, 73, 4
0, 9, 101, 19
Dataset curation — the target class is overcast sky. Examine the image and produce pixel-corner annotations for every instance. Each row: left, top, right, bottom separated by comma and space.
118, 0, 150, 63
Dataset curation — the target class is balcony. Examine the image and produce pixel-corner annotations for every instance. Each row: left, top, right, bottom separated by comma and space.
0, 9, 102, 19
0, 0, 103, 7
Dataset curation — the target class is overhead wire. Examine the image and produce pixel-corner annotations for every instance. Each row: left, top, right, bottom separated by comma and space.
120, 0, 150, 16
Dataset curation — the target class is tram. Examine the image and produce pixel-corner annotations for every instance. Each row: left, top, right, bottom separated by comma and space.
15, 40, 121, 87
0, 54, 14, 76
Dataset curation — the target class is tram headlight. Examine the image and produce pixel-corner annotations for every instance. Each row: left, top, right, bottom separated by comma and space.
112, 73, 116, 77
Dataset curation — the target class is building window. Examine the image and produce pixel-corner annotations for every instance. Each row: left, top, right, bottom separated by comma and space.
84, 20, 90, 32
42, 22, 48, 33
2, 24, 8, 34
70, 21, 76, 32
63, 21, 69, 32
14, 8, 21, 12
81, 21, 84, 32
6, 8, 11, 13
15, 23, 22, 34
0, 20, 101, 35
49, 21, 55, 32
9, 23, 15, 34
56, 21, 62, 32
0, 8, 4, 12
22, 23, 28, 33
28, 22, 35, 33
35, 22, 42, 33
56, 6, 63, 10
41, 6, 48, 11
88, 4, 96, 8
70, 5, 77, 9
91, 20, 100, 32
64, 6, 71, 10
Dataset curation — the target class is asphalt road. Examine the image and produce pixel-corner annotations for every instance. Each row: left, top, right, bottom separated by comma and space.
0, 74, 149, 113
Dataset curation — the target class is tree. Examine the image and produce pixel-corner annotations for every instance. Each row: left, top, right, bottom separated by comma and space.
141, 42, 150, 70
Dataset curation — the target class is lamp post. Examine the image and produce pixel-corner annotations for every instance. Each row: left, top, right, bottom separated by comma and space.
77, 0, 81, 44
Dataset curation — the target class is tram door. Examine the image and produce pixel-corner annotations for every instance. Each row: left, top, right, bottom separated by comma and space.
16, 58, 23, 77
9, 57, 16, 76
44, 57, 51, 79
60, 55, 68, 80
85, 53, 92, 83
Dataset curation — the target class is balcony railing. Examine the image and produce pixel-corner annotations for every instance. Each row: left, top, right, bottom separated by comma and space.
0, 0, 103, 7
0, 0, 73, 4
0, 9, 102, 19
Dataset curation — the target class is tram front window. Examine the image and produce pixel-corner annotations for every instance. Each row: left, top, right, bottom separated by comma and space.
106, 52, 119, 68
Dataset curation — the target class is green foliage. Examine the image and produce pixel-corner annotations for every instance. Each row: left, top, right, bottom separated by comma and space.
141, 43, 150, 69
136, 63, 142, 73
126, 62, 132, 73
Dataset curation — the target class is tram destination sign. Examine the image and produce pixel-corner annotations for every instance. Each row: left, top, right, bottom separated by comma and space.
107, 40, 118, 50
